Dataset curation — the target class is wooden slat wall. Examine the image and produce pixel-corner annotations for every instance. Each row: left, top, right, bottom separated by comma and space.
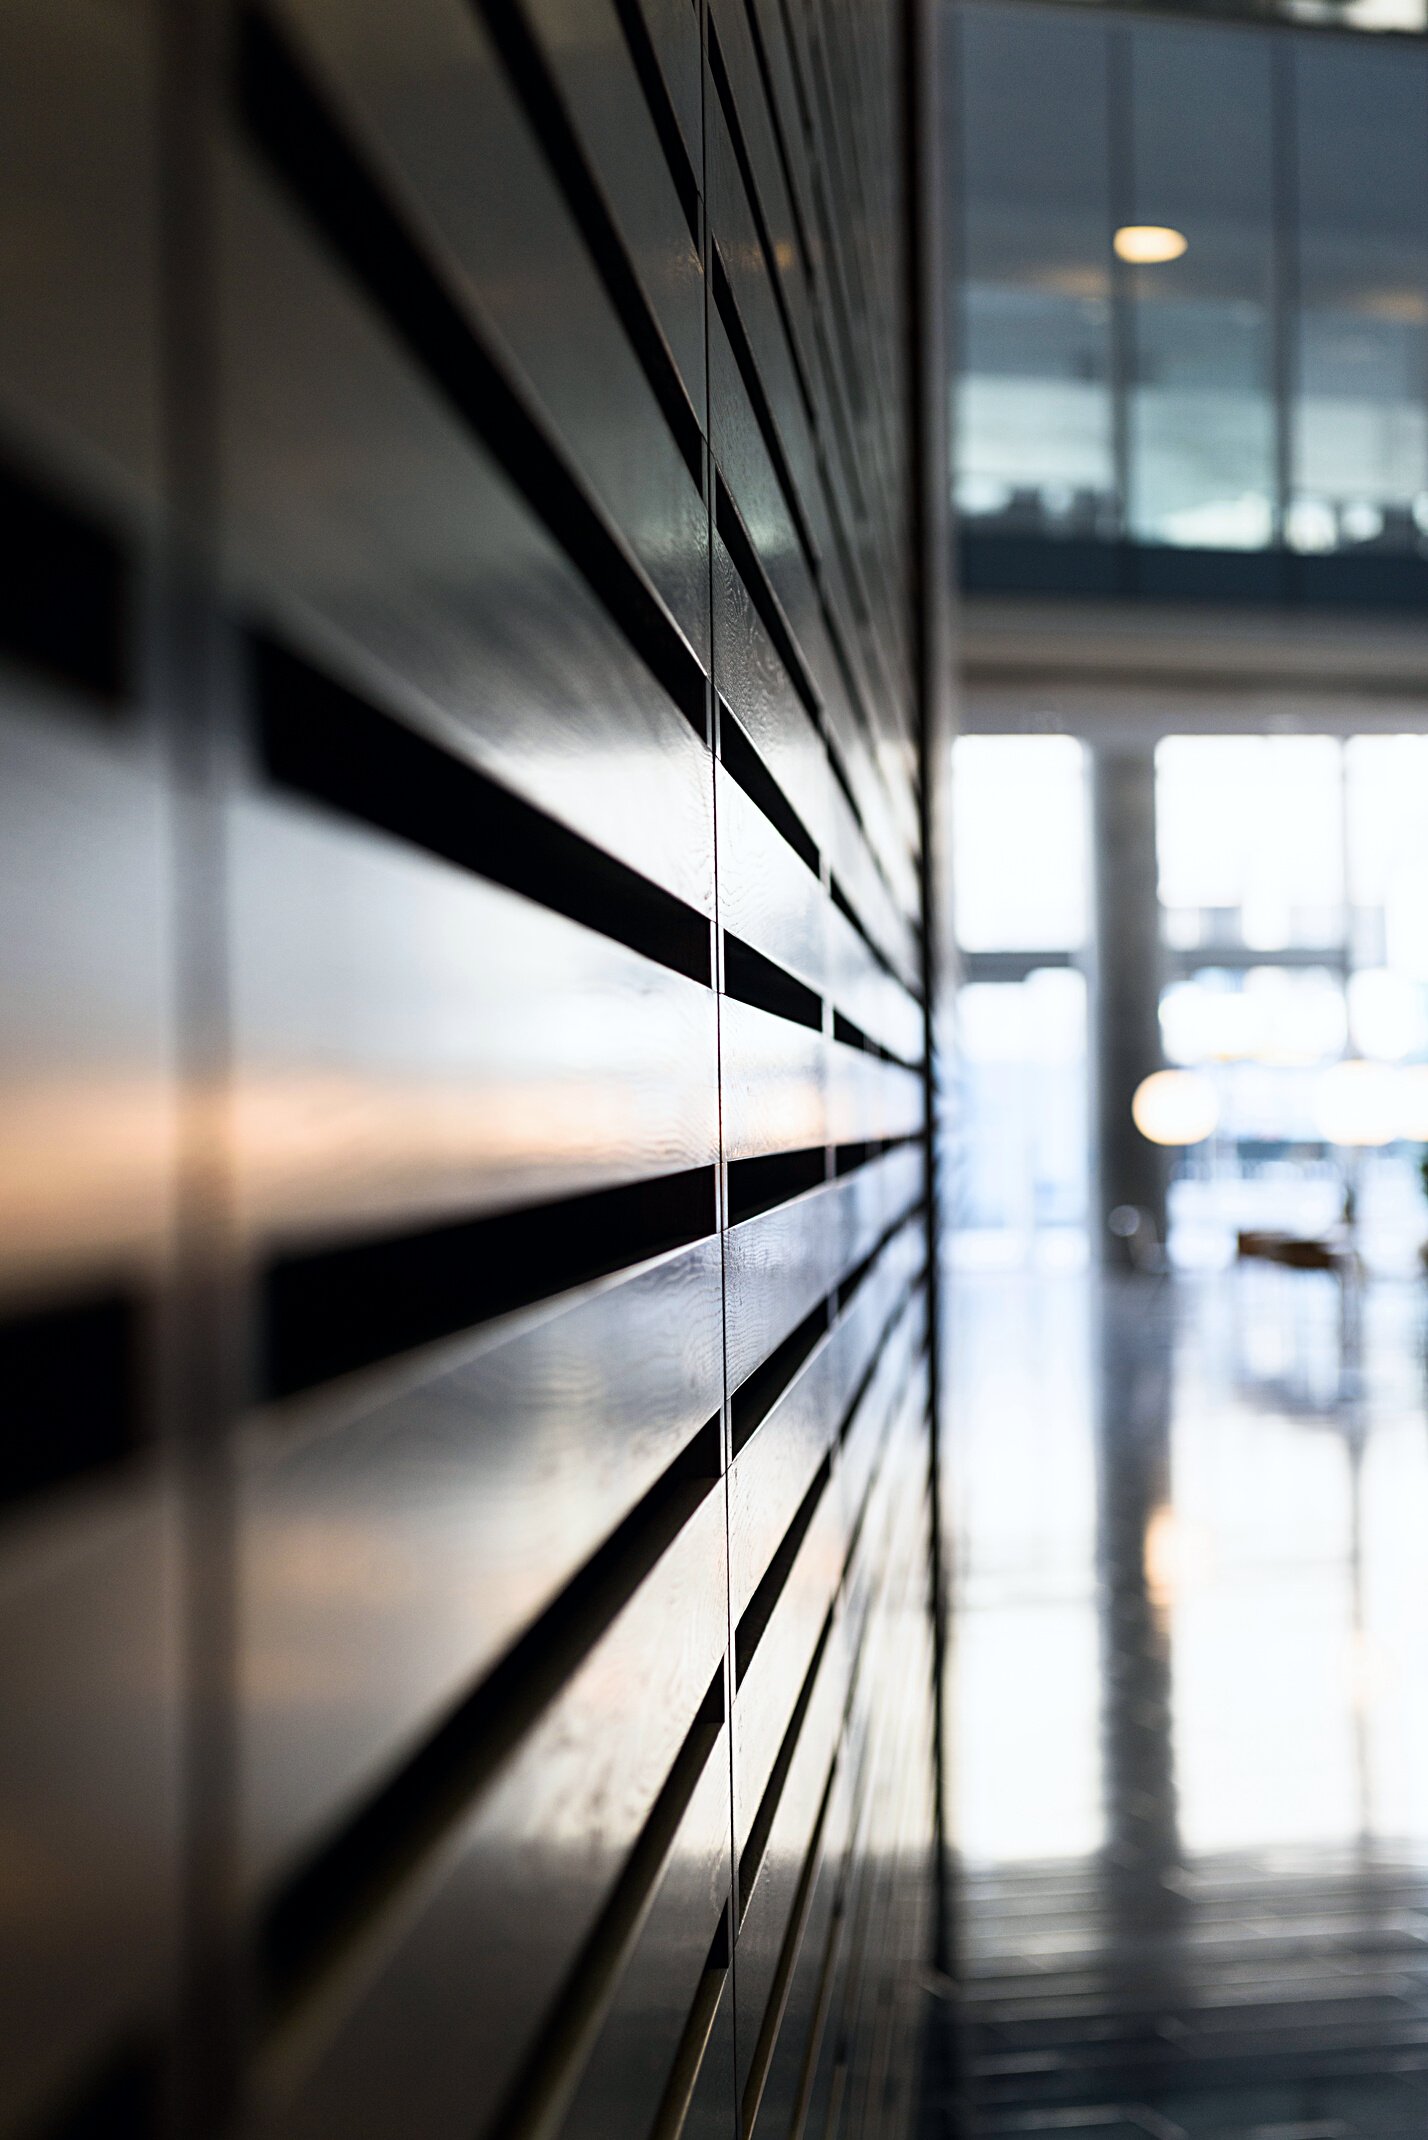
0, 0, 945, 2136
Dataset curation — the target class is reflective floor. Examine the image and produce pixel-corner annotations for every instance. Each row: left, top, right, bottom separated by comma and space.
943, 1266, 1428, 2137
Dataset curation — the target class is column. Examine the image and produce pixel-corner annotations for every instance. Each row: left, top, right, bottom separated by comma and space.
1090, 742, 1166, 1266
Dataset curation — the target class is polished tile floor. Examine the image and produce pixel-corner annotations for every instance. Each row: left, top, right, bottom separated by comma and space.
939, 1267, 1428, 2138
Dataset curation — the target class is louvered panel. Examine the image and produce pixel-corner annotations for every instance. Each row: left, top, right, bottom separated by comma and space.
220, 152, 715, 915
239, 1236, 723, 1889
229, 797, 719, 1246
0, 0, 945, 2132
274, 0, 710, 654
255, 1490, 728, 2140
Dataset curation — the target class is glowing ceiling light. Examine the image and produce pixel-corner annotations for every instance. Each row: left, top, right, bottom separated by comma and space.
1114, 224, 1188, 265
1131, 1069, 1218, 1147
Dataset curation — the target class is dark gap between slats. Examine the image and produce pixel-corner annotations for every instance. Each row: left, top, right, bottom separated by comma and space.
725, 1146, 826, 1229
832, 1002, 921, 1072
0, 453, 129, 707
833, 1215, 906, 1319
647, 1911, 730, 2140
837, 1305, 928, 1592
0, 1289, 145, 1512
709, 247, 821, 597
735, 1449, 831, 1685
28, 2037, 162, 2140
739, 1750, 839, 2135
737, 1604, 834, 1917
829, 883, 924, 1018
836, 1133, 919, 1181
837, 1277, 923, 1457
722, 933, 822, 1033
252, 631, 712, 987
729, 1295, 830, 1456
606, 0, 700, 245
713, 475, 819, 729
262, 1165, 717, 1399
258, 1413, 721, 2025
823, 729, 867, 842
732, 0, 817, 300
476, 0, 703, 488
236, 6, 707, 741
827, 724, 920, 939
718, 703, 820, 880
783, 1849, 844, 2140
705, 21, 817, 444
487, 1671, 725, 2140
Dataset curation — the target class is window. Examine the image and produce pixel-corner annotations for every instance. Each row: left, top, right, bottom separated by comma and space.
1124, 25, 1276, 551
957, 8, 1115, 541
1290, 44, 1428, 555
953, 735, 1088, 951
1155, 735, 1344, 951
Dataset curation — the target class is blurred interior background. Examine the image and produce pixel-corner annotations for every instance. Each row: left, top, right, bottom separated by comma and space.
941, 8, 1428, 2134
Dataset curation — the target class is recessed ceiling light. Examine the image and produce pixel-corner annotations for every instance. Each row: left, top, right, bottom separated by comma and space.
1113, 224, 1188, 265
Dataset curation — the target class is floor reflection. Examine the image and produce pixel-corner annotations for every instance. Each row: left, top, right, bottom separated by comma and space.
947, 1267, 1428, 2137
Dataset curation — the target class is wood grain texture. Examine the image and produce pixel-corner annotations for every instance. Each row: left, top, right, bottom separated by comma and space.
258, 1493, 728, 2140
220, 150, 716, 916
275, 0, 709, 656
240, 1235, 723, 1887
230, 797, 719, 1245
0, 0, 941, 2129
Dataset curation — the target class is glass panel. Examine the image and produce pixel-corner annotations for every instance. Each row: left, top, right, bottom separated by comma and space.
1346, 735, 1428, 979
1156, 735, 1344, 950
1289, 43, 1428, 555
952, 736, 1088, 951
1125, 25, 1276, 550
957, 6, 1115, 540
956, 971, 1089, 1241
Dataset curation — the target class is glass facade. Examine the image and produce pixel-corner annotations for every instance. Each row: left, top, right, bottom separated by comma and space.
957, 14, 1115, 537
956, 3, 1428, 557
1291, 44, 1428, 552
953, 732, 1428, 1265
1125, 27, 1277, 549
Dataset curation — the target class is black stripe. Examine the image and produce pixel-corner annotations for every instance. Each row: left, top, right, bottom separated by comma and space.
253, 631, 712, 988
262, 1166, 717, 1398
237, 6, 707, 738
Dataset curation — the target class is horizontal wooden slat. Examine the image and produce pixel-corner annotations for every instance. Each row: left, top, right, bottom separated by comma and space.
555, 1729, 731, 2140
728, 1218, 921, 1625
521, 0, 707, 409
220, 150, 715, 916
0, 1475, 179, 2137
723, 1146, 923, 1393
230, 797, 718, 1246
736, 1603, 849, 2106
240, 1234, 723, 1887
258, 1490, 728, 2140
720, 998, 827, 1164
273, 0, 709, 656
716, 762, 828, 999
0, 710, 176, 1310
0, 0, 161, 504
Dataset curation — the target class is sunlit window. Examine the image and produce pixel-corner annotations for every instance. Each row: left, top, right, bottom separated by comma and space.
953, 736, 1087, 951
954, 9, 1428, 558
1155, 736, 1344, 950
1346, 736, 1428, 978
956, 9, 1115, 543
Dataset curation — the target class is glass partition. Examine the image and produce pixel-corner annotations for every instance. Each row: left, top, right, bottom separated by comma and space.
957, 9, 1115, 540
1289, 42, 1428, 554
955, 3, 1428, 561
1124, 25, 1277, 549
953, 735, 1088, 950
